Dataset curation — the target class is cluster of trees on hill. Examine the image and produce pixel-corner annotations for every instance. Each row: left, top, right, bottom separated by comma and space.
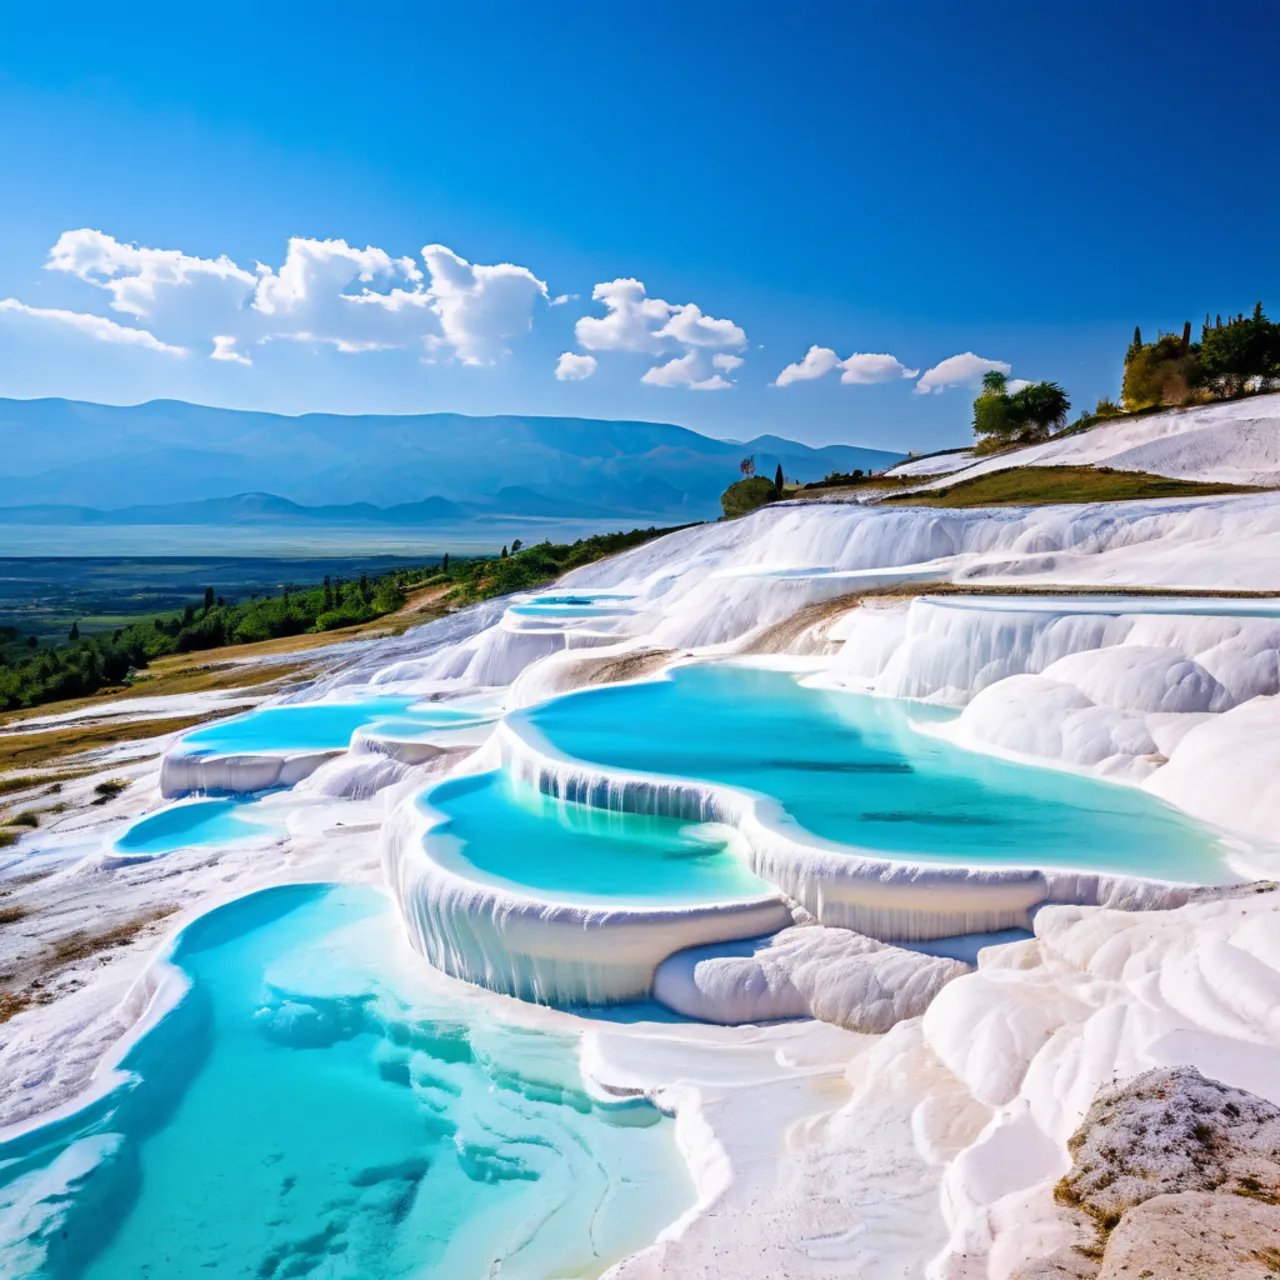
0, 526, 683, 711
972, 374, 1071, 449
1122, 305, 1280, 410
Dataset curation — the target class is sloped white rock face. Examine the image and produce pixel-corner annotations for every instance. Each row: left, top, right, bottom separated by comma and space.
653, 926, 969, 1031
904, 393, 1280, 492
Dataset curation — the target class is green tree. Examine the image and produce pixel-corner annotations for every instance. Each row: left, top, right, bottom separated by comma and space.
1199, 303, 1280, 396
1007, 381, 1071, 439
203, 586, 215, 613
774, 462, 784, 494
68, 621, 80, 642
442, 552, 450, 574
511, 539, 523, 553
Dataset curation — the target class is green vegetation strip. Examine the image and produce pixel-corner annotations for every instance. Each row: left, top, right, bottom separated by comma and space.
0, 525, 687, 713
881, 465, 1268, 509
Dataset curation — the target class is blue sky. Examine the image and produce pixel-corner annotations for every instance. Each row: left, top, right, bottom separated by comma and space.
0, 1, 1276, 451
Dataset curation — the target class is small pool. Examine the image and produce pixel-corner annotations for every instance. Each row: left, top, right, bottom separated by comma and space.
0, 885, 691, 1279
507, 592, 636, 620
178, 696, 496, 756
517, 664, 1242, 882
423, 769, 772, 905
112, 797, 282, 858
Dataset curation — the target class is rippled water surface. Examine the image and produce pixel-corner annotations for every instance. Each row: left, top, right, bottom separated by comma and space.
0, 885, 691, 1279
519, 663, 1239, 881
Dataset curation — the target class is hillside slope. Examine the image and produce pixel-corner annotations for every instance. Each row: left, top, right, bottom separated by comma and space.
888, 394, 1280, 492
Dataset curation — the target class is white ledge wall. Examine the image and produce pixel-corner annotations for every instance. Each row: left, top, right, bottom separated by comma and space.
381, 756, 793, 1006
491, 717, 1203, 941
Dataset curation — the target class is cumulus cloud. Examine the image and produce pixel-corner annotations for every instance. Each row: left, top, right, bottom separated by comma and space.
45, 228, 255, 318
775, 345, 917, 388
28, 228, 551, 369
914, 352, 1011, 395
555, 351, 597, 381
775, 345, 841, 387
0, 298, 188, 354
571, 278, 746, 388
418, 244, 548, 365
838, 352, 918, 384
641, 351, 733, 391
211, 335, 252, 365
1005, 378, 1033, 394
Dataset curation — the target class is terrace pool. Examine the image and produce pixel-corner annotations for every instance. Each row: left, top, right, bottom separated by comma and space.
112, 796, 283, 858
423, 769, 772, 905
517, 664, 1242, 883
178, 696, 496, 756
0, 885, 691, 1279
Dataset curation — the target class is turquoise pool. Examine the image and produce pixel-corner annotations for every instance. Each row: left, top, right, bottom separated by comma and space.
516, 664, 1240, 882
0, 885, 691, 1279
113, 797, 282, 858
179, 696, 495, 756
424, 769, 772, 905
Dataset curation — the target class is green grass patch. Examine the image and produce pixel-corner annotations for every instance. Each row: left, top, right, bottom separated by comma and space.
881, 465, 1269, 509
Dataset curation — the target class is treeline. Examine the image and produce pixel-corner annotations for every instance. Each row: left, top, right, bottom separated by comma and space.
0, 525, 683, 711
1119, 305, 1280, 411
971, 302, 1280, 451
444, 525, 690, 604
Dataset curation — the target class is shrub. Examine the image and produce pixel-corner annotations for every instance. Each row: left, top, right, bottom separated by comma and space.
720, 476, 781, 518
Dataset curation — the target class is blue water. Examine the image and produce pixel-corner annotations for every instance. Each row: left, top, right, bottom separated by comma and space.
508, 593, 635, 619
425, 770, 771, 904
518, 664, 1239, 882
113, 798, 281, 858
179, 697, 494, 756
0, 886, 690, 1279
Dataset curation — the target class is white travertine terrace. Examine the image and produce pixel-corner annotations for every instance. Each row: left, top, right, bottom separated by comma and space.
109, 406, 1280, 1276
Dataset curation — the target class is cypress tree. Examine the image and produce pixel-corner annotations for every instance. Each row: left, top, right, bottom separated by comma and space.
774, 462, 784, 493
1180, 320, 1191, 354
68, 621, 80, 642
442, 553, 450, 574
501, 545, 509, 559
203, 586, 215, 613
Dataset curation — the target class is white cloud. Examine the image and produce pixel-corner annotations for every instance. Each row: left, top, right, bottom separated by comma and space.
641, 350, 733, 391
211, 335, 252, 366
775, 345, 840, 387
838, 352, 918, 384
555, 351, 597, 381
45, 228, 256, 318
418, 244, 548, 365
0, 298, 188, 354
573, 278, 746, 388
29, 229, 554, 370
915, 352, 1011, 395
575, 279, 746, 352
252, 237, 417, 318
1005, 378, 1033, 394
775, 345, 918, 388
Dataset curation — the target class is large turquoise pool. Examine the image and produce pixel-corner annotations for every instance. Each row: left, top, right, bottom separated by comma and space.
516, 664, 1240, 882
179, 696, 495, 756
0, 886, 690, 1279
424, 769, 772, 905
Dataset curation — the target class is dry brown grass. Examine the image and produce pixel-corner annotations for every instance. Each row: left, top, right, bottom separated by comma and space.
0, 706, 253, 772
49, 904, 178, 967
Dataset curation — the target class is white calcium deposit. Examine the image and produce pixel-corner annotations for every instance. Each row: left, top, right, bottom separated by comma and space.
901, 392, 1280, 491
11, 433, 1280, 1278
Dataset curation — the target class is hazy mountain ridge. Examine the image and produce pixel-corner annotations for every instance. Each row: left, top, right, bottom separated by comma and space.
0, 398, 903, 522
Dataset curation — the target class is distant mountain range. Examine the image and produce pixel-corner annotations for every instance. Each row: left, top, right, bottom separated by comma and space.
0, 398, 903, 526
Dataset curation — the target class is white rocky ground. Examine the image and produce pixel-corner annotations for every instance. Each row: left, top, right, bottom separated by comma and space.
887, 391, 1280, 490
3, 432, 1280, 1276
